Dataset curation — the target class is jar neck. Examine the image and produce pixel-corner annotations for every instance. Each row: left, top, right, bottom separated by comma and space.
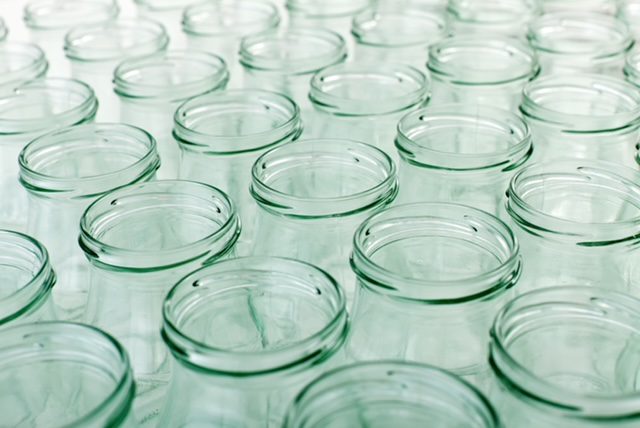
24, 0, 119, 30
0, 43, 48, 90
182, 0, 280, 37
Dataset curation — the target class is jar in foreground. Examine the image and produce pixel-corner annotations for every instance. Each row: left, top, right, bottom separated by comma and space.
250, 139, 397, 300
286, 0, 371, 44
283, 361, 501, 428
0, 42, 48, 90
0, 322, 136, 427
490, 286, 640, 427
446, 0, 541, 38
396, 104, 532, 217
0, 78, 98, 231
80, 180, 240, 424
160, 257, 348, 427
505, 160, 640, 294
427, 36, 539, 110
19, 123, 160, 321
520, 74, 640, 167
347, 203, 520, 387
114, 50, 229, 179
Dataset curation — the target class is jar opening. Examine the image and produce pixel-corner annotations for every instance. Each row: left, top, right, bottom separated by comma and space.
448, 0, 540, 25
183, 0, 280, 37
352, 9, 446, 47
286, 0, 371, 18
0, 43, 48, 89
24, 0, 119, 30
542, 0, 618, 14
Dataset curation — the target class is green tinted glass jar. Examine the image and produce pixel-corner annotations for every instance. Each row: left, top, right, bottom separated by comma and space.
0, 42, 48, 90
447, 0, 541, 37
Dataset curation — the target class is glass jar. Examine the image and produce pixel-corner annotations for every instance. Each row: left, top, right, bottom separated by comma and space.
64, 19, 169, 121
505, 160, 640, 294
0, 322, 136, 427
114, 50, 229, 179
250, 139, 398, 301
308, 62, 429, 160
80, 180, 240, 424
489, 286, 640, 427
396, 104, 532, 217
0, 78, 98, 231
19, 123, 160, 321
351, 8, 447, 69
160, 256, 348, 427
528, 13, 633, 76
283, 361, 501, 428
520, 74, 640, 167
446, 0, 541, 38
347, 203, 520, 387
0, 230, 56, 328
427, 36, 539, 110
0, 42, 48, 90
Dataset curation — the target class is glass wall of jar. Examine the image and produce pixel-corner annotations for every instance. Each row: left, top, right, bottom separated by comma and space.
0, 78, 98, 231
134, 0, 203, 50
114, 50, 229, 179
620, 0, 640, 40
520, 74, 640, 167
541, 0, 619, 14
625, 47, 640, 88
19, 123, 160, 322
351, 8, 447, 69
307, 62, 429, 160
427, 36, 538, 110
347, 203, 520, 387
528, 13, 633, 76
0, 42, 47, 90
250, 139, 397, 300
64, 19, 169, 121
79, 180, 240, 425
395, 104, 532, 217
160, 256, 348, 427
0, 322, 136, 427
24, 0, 119, 76
283, 361, 501, 428
506, 160, 640, 294
0, 230, 55, 328
489, 286, 640, 427
0, 17, 6, 41
446, 0, 541, 38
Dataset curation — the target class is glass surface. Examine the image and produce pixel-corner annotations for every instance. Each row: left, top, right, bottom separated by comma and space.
0, 42, 48, 90
446, 0, 541, 37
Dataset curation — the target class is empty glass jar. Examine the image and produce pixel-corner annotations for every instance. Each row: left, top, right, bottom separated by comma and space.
160, 256, 348, 427
396, 104, 532, 217
347, 203, 520, 387
283, 361, 501, 428
447, 0, 540, 38
0, 42, 48, 90
286, 0, 371, 43
489, 286, 640, 427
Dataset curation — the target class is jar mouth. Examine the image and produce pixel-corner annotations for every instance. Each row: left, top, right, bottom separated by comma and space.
19, 123, 160, 199
0, 322, 134, 426
0, 42, 48, 89
162, 257, 347, 375
114, 50, 229, 102
251, 139, 398, 218
396, 104, 532, 171
490, 286, 640, 418
506, 160, 640, 244
284, 361, 500, 428
0, 78, 98, 135
310, 62, 430, 116
352, 203, 520, 302
182, 0, 280, 37
428, 36, 539, 85
173, 89, 302, 154
79, 180, 240, 271
64, 19, 169, 62
351, 8, 447, 47
24, 0, 119, 30
0, 230, 55, 326
286, 0, 370, 17
447, 0, 540, 25
240, 28, 347, 75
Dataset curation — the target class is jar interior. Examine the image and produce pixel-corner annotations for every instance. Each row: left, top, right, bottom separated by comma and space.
242, 32, 343, 68
313, 68, 423, 102
353, 10, 445, 45
0, 44, 44, 81
184, 1, 278, 36
0, 82, 90, 123
24, 0, 117, 29
451, 0, 535, 22
530, 16, 629, 54
0, 234, 44, 300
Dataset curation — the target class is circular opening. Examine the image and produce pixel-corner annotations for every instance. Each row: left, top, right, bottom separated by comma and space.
352, 8, 446, 47
0, 42, 48, 88
448, 0, 540, 25
286, 0, 371, 17
183, 0, 280, 37
24, 0, 119, 30
251, 139, 397, 217
114, 51, 229, 102
163, 257, 347, 374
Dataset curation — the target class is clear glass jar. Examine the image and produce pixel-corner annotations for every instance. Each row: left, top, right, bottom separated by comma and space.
0, 42, 48, 90
541, 0, 619, 14
528, 12, 633, 76
396, 104, 532, 217
351, 8, 447, 69
19, 123, 160, 322
347, 203, 520, 387
506, 160, 640, 294
250, 139, 398, 301
283, 361, 501, 428
160, 256, 348, 427
0, 78, 98, 231
0, 321, 136, 427
489, 286, 640, 427
520, 74, 640, 167
80, 180, 240, 424
308, 62, 429, 160
427, 36, 539, 110
114, 50, 229, 179
0, 230, 56, 328
447, 0, 541, 38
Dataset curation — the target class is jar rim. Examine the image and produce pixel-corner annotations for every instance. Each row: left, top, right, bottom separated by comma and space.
0, 42, 49, 89
286, 0, 371, 18
24, 0, 119, 30
182, 0, 280, 37
447, 0, 541, 25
